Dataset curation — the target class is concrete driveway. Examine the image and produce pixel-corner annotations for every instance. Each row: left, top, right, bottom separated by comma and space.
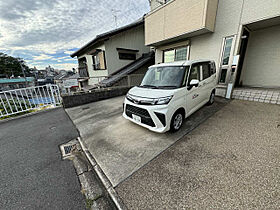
116, 100, 280, 209
66, 96, 228, 187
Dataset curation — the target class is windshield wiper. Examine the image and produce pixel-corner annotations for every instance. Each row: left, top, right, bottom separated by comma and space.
139, 85, 159, 89
156, 85, 178, 89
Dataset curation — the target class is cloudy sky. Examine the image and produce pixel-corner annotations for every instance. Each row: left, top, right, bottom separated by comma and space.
0, 0, 149, 70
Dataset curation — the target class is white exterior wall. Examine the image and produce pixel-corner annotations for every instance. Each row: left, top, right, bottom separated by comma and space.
155, 0, 243, 65
240, 25, 280, 88
241, 0, 280, 25
189, 0, 243, 73
78, 44, 108, 86
104, 25, 150, 75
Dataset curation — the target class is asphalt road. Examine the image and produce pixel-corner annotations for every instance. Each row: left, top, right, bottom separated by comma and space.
0, 108, 85, 209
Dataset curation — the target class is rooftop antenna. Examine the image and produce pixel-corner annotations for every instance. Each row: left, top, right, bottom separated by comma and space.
111, 9, 121, 28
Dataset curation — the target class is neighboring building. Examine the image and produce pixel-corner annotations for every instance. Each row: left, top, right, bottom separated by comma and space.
54, 73, 79, 95
45, 65, 55, 77
0, 77, 35, 91
71, 17, 151, 87
145, 0, 280, 97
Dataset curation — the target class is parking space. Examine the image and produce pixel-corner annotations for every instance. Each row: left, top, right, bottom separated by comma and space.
116, 100, 280, 209
66, 96, 228, 187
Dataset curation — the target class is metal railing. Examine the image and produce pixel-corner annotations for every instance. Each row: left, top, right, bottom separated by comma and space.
0, 84, 61, 118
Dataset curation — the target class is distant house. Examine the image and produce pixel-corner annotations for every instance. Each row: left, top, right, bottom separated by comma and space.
71, 17, 153, 88
54, 72, 79, 95
0, 77, 35, 91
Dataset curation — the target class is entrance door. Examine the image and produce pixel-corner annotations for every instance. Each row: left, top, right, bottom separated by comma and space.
235, 28, 250, 87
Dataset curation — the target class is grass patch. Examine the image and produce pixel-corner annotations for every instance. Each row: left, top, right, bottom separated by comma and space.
86, 199, 94, 209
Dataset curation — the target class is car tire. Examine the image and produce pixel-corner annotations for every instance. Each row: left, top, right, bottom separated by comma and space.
170, 111, 184, 132
207, 91, 215, 105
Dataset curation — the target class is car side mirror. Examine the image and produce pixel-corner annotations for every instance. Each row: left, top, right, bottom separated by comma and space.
188, 79, 199, 90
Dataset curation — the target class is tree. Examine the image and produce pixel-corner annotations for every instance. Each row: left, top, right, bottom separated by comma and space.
0, 53, 30, 78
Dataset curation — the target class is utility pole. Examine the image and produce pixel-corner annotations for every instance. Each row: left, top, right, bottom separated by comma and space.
111, 9, 121, 28
19, 61, 28, 87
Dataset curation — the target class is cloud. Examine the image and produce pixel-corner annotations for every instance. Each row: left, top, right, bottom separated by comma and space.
52, 63, 78, 70
64, 50, 76, 55
0, 0, 150, 56
33, 54, 53, 61
57, 56, 71, 60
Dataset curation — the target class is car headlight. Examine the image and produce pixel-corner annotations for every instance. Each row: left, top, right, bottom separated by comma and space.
154, 96, 173, 105
126, 93, 133, 100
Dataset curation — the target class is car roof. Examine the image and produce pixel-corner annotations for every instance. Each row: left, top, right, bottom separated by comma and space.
150, 59, 214, 68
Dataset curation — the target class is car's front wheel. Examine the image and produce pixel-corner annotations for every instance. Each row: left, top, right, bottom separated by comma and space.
170, 111, 184, 132
207, 91, 215, 105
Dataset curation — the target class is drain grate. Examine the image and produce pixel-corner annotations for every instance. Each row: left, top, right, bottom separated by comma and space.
60, 140, 79, 158
63, 145, 75, 155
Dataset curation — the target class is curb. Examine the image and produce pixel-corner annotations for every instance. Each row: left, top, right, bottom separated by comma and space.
77, 137, 127, 210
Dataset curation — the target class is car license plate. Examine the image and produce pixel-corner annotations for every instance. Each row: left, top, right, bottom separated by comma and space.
132, 114, 141, 123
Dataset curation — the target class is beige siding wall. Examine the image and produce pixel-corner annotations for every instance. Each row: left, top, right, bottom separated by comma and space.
204, 0, 218, 31
145, 0, 218, 46
240, 25, 280, 88
105, 25, 150, 75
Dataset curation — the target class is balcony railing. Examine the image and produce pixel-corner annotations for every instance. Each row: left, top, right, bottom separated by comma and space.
145, 0, 219, 46
78, 67, 89, 78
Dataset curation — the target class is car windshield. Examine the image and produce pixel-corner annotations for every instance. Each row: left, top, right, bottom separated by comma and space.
140, 66, 188, 89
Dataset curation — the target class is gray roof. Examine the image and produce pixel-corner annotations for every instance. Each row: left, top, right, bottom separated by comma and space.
71, 17, 144, 58
100, 52, 154, 87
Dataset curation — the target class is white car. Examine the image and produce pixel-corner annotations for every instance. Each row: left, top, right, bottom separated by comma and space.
123, 60, 217, 133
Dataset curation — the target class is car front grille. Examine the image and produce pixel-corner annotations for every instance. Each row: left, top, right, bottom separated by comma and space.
125, 104, 155, 127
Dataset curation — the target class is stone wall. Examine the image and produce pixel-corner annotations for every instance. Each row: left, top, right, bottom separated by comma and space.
62, 87, 130, 108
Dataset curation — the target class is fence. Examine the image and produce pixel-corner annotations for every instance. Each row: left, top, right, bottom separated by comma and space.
0, 84, 61, 118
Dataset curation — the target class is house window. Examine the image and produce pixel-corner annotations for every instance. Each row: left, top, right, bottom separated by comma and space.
163, 49, 175, 63
117, 48, 138, 60
222, 37, 233, 66
163, 46, 189, 63
119, 52, 136, 60
219, 36, 234, 84
78, 57, 89, 77
93, 51, 106, 70
175, 47, 188, 61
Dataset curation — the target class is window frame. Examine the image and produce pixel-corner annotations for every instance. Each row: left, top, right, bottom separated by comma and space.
218, 35, 235, 84
163, 46, 189, 63
92, 50, 107, 70
221, 36, 234, 67
118, 52, 137, 60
